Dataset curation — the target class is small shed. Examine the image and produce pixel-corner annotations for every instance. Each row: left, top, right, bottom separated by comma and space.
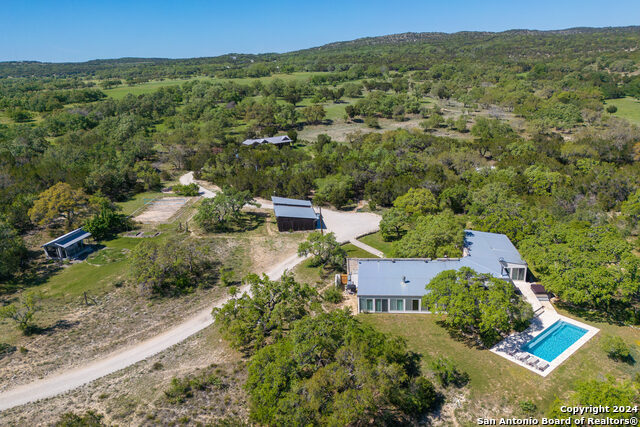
42, 228, 92, 260
271, 196, 319, 231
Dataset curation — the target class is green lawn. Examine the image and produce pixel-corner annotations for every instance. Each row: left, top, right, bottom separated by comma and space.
343, 243, 377, 258
605, 97, 640, 125
360, 312, 639, 421
357, 232, 393, 257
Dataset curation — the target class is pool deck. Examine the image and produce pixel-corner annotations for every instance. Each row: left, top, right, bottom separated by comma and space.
490, 281, 599, 377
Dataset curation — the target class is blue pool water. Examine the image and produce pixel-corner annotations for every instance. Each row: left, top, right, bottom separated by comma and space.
521, 320, 588, 362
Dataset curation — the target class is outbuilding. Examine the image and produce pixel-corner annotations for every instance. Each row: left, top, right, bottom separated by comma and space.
241, 135, 292, 147
271, 196, 321, 231
42, 228, 92, 260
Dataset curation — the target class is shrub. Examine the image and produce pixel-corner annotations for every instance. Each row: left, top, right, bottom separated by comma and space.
601, 335, 630, 361
520, 400, 537, 413
322, 287, 343, 304
219, 267, 234, 286
55, 411, 106, 426
430, 357, 470, 388
164, 377, 194, 404
606, 105, 618, 114
172, 183, 200, 196
364, 115, 380, 128
164, 373, 224, 404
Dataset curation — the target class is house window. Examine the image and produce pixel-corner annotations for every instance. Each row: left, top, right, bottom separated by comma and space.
396, 299, 404, 311
510, 267, 526, 281
412, 299, 420, 311
366, 299, 373, 312
375, 299, 382, 312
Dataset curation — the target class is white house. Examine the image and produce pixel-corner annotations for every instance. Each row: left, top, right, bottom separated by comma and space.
349, 230, 528, 313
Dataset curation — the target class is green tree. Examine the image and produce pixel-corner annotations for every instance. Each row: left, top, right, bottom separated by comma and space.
314, 174, 355, 209
245, 310, 438, 425
172, 183, 199, 196
0, 221, 27, 280
130, 238, 214, 296
297, 231, 346, 270
392, 212, 464, 258
393, 187, 439, 216
621, 189, 640, 229
28, 182, 89, 230
601, 335, 631, 361
301, 104, 326, 124
0, 292, 40, 335
547, 377, 638, 422
83, 205, 131, 241
213, 273, 318, 353
194, 188, 255, 231
423, 268, 533, 346
133, 161, 161, 191
380, 207, 409, 241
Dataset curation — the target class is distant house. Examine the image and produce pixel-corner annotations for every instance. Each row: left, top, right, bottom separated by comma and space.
241, 135, 292, 147
42, 228, 92, 260
349, 230, 528, 313
271, 196, 321, 231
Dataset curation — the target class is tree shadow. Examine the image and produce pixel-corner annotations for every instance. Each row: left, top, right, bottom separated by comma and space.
435, 320, 487, 350
28, 319, 80, 336
555, 301, 633, 326
214, 211, 267, 234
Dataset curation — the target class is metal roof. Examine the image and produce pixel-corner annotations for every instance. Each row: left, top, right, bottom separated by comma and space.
271, 196, 312, 207
356, 230, 525, 297
273, 204, 318, 220
42, 228, 92, 249
242, 135, 292, 146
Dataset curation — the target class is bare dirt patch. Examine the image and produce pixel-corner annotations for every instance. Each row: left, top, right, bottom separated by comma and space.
134, 197, 192, 224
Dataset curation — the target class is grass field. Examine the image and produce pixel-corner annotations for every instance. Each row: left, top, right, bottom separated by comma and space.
357, 231, 393, 257
605, 96, 640, 125
360, 311, 639, 421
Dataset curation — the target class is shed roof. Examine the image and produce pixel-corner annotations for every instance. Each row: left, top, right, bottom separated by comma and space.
356, 230, 525, 297
273, 204, 318, 220
42, 228, 92, 249
271, 196, 312, 207
242, 135, 292, 146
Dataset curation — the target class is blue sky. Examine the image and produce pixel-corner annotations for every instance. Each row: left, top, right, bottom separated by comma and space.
2, 0, 639, 62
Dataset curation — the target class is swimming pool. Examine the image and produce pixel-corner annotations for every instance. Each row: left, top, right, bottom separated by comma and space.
521, 320, 588, 362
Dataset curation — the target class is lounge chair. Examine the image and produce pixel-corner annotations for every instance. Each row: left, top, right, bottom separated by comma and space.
536, 361, 549, 371
526, 357, 539, 367
517, 353, 530, 362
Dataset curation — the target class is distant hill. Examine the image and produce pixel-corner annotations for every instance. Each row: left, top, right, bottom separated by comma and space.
1, 26, 639, 79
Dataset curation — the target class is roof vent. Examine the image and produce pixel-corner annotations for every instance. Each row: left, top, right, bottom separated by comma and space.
401, 276, 407, 285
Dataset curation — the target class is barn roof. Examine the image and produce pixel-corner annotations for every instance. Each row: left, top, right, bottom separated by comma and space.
273, 204, 318, 220
42, 228, 92, 249
271, 196, 312, 207
356, 230, 525, 297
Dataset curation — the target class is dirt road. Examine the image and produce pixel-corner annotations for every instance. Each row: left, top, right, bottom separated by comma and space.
0, 173, 380, 411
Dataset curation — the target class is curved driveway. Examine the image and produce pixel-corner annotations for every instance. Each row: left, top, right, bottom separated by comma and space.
0, 174, 380, 411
